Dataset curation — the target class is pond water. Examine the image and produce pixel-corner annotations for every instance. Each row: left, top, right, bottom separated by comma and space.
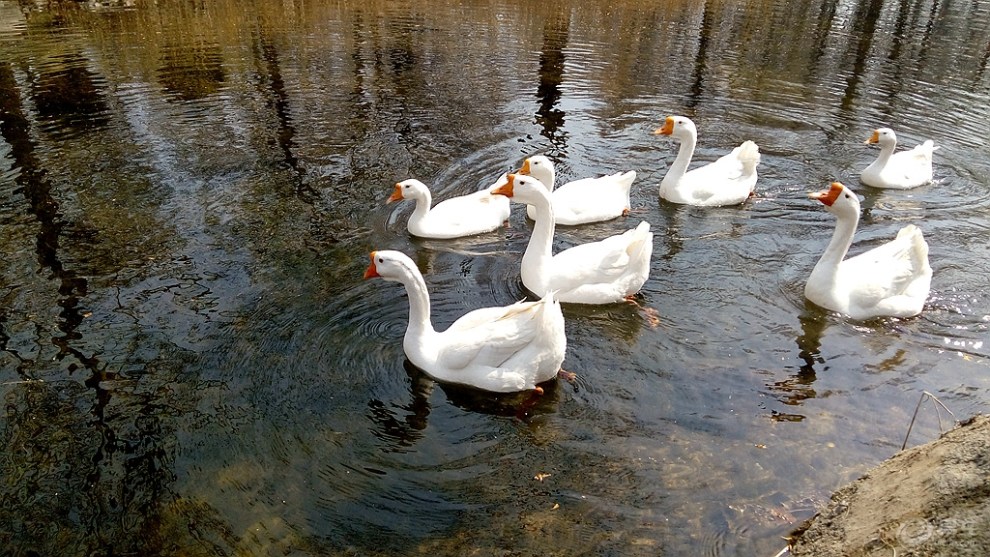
1, 0, 989, 555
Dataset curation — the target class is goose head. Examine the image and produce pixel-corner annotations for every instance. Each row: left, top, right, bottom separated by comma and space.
866, 127, 897, 147
491, 173, 551, 205
388, 179, 430, 203
654, 115, 697, 141
810, 182, 860, 218
363, 250, 418, 282
516, 155, 555, 190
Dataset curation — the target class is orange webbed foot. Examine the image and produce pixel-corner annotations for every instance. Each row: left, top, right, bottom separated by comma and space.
624, 296, 661, 328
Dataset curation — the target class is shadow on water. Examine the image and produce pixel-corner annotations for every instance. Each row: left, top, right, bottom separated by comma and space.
368, 360, 562, 453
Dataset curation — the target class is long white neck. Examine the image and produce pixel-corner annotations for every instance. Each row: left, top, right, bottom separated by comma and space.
396, 267, 437, 346
872, 140, 896, 168
407, 191, 433, 228
536, 166, 556, 192
521, 193, 556, 296
661, 131, 696, 193
525, 167, 556, 218
810, 209, 858, 282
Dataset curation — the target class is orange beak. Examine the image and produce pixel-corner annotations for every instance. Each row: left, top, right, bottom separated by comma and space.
654, 116, 675, 135
492, 174, 515, 197
865, 130, 880, 144
387, 183, 403, 203
363, 252, 380, 279
516, 159, 531, 175
809, 182, 844, 206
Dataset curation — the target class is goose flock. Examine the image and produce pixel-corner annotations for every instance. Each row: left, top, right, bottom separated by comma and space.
367, 115, 936, 393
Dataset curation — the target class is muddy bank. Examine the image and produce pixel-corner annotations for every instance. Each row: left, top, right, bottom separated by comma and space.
786, 414, 990, 556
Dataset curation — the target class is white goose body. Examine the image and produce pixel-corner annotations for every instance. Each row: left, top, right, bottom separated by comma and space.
518, 155, 636, 225
388, 177, 510, 239
655, 115, 760, 206
804, 182, 932, 320
860, 127, 935, 189
493, 174, 653, 305
364, 250, 566, 392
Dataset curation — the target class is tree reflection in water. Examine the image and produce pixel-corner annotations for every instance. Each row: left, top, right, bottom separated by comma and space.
535, 8, 569, 152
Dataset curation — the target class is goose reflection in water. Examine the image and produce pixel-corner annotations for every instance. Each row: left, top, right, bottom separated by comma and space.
766, 307, 829, 421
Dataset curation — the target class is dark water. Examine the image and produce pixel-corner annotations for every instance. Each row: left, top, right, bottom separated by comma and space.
1, 0, 988, 555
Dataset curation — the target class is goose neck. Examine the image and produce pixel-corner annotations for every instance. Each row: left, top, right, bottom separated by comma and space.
408, 192, 433, 226
521, 196, 556, 294
814, 210, 858, 277
399, 268, 435, 337
663, 132, 696, 188
874, 141, 896, 166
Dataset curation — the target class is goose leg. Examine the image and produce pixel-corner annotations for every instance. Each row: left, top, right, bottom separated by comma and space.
624, 295, 661, 328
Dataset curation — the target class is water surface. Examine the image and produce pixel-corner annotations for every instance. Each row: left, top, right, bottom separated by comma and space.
1, 0, 989, 555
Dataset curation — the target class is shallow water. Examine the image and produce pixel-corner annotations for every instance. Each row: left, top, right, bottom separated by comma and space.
1, 0, 988, 555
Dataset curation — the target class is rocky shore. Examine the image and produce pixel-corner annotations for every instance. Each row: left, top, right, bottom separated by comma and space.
786, 414, 990, 556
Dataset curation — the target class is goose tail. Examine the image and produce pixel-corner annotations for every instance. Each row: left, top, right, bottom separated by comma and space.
897, 224, 931, 273
616, 170, 637, 193
737, 140, 761, 175
625, 221, 654, 260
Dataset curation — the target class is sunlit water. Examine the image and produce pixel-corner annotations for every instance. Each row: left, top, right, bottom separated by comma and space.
1, 1, 988, 555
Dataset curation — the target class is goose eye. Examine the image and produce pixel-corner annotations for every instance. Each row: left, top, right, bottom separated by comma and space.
378, 257, 384, 263
844, 193, 851, 198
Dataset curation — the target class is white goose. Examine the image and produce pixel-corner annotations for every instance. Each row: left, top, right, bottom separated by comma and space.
805, 182, 932, 320
517, 155, 637, 225
363, 250, 566, 393
388, 177, 510, 239
655, 115, 760, 206
860, 127, 935, 189
493, 174, 653, 305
